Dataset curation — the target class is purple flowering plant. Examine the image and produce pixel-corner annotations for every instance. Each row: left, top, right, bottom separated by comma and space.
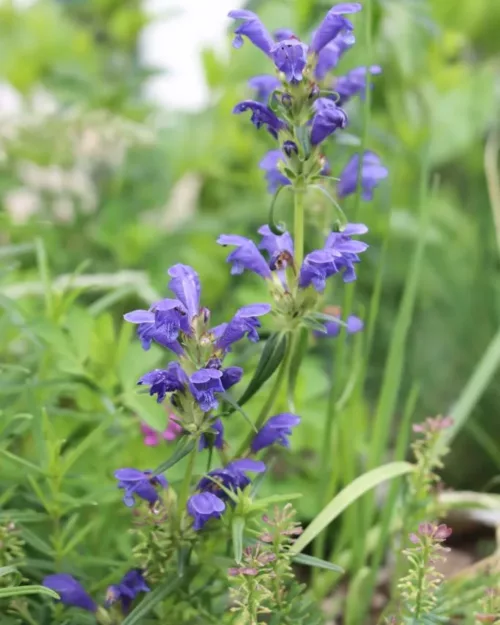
33, 5, 440, 625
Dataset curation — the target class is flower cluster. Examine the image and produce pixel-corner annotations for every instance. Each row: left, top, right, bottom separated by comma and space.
218, 223, 366, 332
398, 523, 452, 620
124, 263, 270, 439
229, 5, 388, 198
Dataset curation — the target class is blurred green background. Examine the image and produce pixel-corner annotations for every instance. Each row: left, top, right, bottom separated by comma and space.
2, 0, 500, 501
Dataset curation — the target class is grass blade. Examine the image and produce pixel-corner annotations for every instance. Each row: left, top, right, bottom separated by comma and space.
291, 553, 343, 574
293, 462, 415, 554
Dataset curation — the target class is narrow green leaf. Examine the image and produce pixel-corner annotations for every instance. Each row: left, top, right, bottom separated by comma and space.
291, 553, 343, 574
0, 242, 35, 260
232, 517, 245, 564
440, 327, 500, 448
0, 585, 59, 599
122, 575, 181, 625
20, 527, 54, 557
153, 438, 195, 476
0, 449, 45, 475
236, 332, 288, 408
221, 393, 257, 432
292, 462, 415, 554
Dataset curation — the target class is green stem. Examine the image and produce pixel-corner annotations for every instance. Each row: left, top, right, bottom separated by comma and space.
293, 190, 305, 268
178, 445, 197, 522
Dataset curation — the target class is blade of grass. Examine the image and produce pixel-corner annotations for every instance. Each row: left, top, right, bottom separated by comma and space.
438, 327, 500, 449
293, 461, 415, 554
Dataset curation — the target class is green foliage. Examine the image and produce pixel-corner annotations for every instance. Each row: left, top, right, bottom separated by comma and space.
1, 0, 500, 623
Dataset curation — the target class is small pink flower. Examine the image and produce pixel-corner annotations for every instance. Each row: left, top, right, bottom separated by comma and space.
413, 416, 454, 434
140, 417, 182, 446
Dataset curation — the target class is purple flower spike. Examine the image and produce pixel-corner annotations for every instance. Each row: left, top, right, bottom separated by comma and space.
335, 66, 382, 105
233, 100, 285, 138
106, 569, 150, 614
251, 413, 301, 452
311, 98, 348, 146
228, 9, 274, 56
259, 150, 291, 193
199, 419, 224, 451
138, 362, 187, 403
190, 368, 225, 413
198, 458, 266, 500
188, 492, 226, 530
315, 31, 355, 80
248, 75, 281, 103
271, 38, 309, 83
114, 468, 167, 507
338, 151, 388, 201
217, 234, 272, 278
315, 314, 364, 338
216, 304, 271, 352
43, 574, 96, 612
167, 264, 200, 321
310, 3, 362, 54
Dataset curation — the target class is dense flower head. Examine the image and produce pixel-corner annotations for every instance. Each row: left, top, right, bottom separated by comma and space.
251, 413, 301, 452
125, 264, 270, 420
114, 468, 167, 508
228, 4, 362, 72
219, 223, 367, 294
338, 151, 388, 201
187, 492, 226, 530
106, 569, 150, 614
43, 574, 96, 612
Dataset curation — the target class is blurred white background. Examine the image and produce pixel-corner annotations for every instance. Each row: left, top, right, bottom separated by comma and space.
143, 0, 245, 111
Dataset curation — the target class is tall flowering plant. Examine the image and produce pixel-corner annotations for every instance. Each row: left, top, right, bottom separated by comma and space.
42, 4, 390, 623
